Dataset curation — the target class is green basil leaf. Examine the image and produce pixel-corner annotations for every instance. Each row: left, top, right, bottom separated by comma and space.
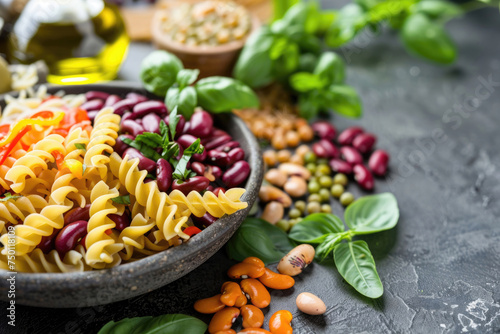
344, 193, 399, 234
122, 137, 161, 161
0, 193, 22, 202
334, 240, 383, 298
233, 27, 275, 88
173, 139, 203, 180
226, 218, 295, 265
401, 13, 456, 64
298, 93, 320, 120
367, 0, 415, 23
271, 42, 300, 79
315, 233, 343, 262
74, 143, 86, 151
111, 195, 131, 205
355, 0, 384, 10
298, 53, 319, 73
280, 2, 321, 34
178, 87, 197, 119
140, 51, 183, 97
325, 4, 367, 48
314, 52, 345, 85
317, 10, 338, 35
165, 87, 180, 114
272, 0, 300, 21
290, 72, 327, 93
295, 33, 322, 55
176, 69, 199, 89
289, 213, 345, 244
167, 108, 179, 140
327, 85, 363, 118
410, 0, 463, 21
195, 77, 259, 112
98, 314, 207, 334
269, 37, 289, 60
135, 133, 163, 147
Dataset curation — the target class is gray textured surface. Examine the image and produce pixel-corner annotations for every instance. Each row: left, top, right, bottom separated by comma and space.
1, 5, 500, 334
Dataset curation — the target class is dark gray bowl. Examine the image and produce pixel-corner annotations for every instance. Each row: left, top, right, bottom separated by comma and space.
0, 82, 263, 308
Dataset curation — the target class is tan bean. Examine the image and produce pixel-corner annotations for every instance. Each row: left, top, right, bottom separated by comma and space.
227, 263, 265, 279
283, 176, 307, 198
261, 201, 284, 224
296, 292, 326, 315
278, 163, 311, 180
264, 169, 287, 187
209, 307, 240, 334
289, 154, 304, 165
269, 310, 293, 334
271, 129, 287, 150
277, 150, 291, 163
263, 151, 278, 166
285, 131, 300, 147
297, 124, 314, 142
295, 144, 310, 158
259, 186, 292, 207
277, 244, 315, 276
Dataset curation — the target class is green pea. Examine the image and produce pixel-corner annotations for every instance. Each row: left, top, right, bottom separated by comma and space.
308, 181, 321, 193
306, 201, 321, 214
319, 188, 330, 202
319, 175, 333, 188
289, 208, 302, 219
304, 151, 317, 164
309, 176, 318, 183
306, 163, 317, 174
340, 192, 355, 206
321, 204, 332, 213
317, 158, 328, 165
330, 184, 345, 198
308, 194, 322, 203
276, 219, 290, 232
334, 173, 348, 186
289, 219, 300, 228
295, 200, 306, 213
316, 164, 331, 176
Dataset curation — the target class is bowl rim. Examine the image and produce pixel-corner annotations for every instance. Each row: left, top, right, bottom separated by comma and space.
0, 82, 262, 286
151, 3, 260, 56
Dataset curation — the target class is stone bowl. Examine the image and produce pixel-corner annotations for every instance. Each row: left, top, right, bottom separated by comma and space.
0, 82, 263, 308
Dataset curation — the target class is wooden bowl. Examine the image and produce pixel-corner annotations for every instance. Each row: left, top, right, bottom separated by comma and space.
151, 4, 260, 78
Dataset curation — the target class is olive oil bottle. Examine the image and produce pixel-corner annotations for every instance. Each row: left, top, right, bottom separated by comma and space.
8, 0, 129, 84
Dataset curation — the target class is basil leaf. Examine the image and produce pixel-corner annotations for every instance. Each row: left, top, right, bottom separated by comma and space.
410, 0, 463, 21
165, 87, 197, 119
195, 77, 259, 112
122, 137, 161, 161
167, 107, 179, 140
269, 37, 289, 60
327, 85, 363, 118
172, 139, 203, 180
298, 53, 319, 73
165, 88, 180, 115
325, 4, 366, 48
226, 218, 295, 265
281, 1, 321, 34
233, 27, 275, 88
298, 92, 320, 120
315, 233, 343, 262
159, 120, 169, 141
176, 69, 199, 89
271, 42, 300, 79
317, 10, 338, 35
0, 193, 22, 202
98, 314, 207, 334
135, 133, 163, 148
314, 52, 345, 86
289, 213, 345, 244
140, 51, 183, 97
74, 143, 86, 151
290, 72, 327, 93
111, 195, 131, 205
334, 240, 383, 298
401, 13, 456, 64
345, 193, 399, 234
367, 0, 414, 23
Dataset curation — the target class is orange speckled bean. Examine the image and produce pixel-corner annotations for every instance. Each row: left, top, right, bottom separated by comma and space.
242, 257, 265, 268
240, 278, 271, 308
228, 262, 265, 279
240, 305, 265, 328
220, 282, 244, 307
269, 310, 293, 334
209, 307, 240, 334
258, 268, 295, 290
194, 294, 225, 314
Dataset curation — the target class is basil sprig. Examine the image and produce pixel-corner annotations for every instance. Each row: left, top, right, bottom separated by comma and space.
289, 193, 399, 299
98, 314, 207, 334
0, 193, 22, 202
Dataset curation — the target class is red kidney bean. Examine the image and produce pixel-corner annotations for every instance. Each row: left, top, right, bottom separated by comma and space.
212, 129, 229, 137
87, 111, 99, 122
368, 149, 389, 176
208, 150, 230, 167
133, 101, 167, 117
312, 121, 336, 141
176, 146, 184, 160
55, 220, 88, 257
340, 146, 363, 165
338, 126, 364, 146
109, 214, 131, 232
127, 92, 148, 103
207, 185, 215, 192
192, 149, 207, 162
142, 113, 161, 134
177, 134, 198, 148
121, 112, 135, 122
136, 119, 143, 126
85, 91, 109, 101
204, 135, 232, 151
123, 148, 157, 173
113, 99, 137, 116
156, 159, 173, 192
208, 165, 222, 179
144, 178, 154, 184
228, 147, 245, 163
214, 141, 240, 152
313, 140, 339, 159
353, 133, 377, 154
353, 164, 374, 190
121, 120, 145, 137
182, 121, 190, 135
329, 158, 353, 174
191, 162, 206, 176
105, 94, 121, 107
64, 204, 91, 225
80, 99, 104, 112
192, 212, 218, 228
223, 160, 250, 188
171, 176, 210, 195
115, 135, 134, 156
189, 111, 213, 138
38, 228, 59, 254
213, 187, 225, 196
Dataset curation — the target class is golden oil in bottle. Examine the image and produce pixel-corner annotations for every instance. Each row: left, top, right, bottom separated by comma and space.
8, 0, 129, 84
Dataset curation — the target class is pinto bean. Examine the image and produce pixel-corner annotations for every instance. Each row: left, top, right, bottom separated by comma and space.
277, 244, 315, 276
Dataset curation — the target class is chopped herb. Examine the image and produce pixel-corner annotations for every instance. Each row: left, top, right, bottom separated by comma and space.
112, 195, 131, 205
75, 143, 86, 151
168, 106, 180, 140
135, 133, 163, 148
172, 139, 204, 180
146, 173, 156, 179
0, 193, 22, 202
122, 137, 162, 161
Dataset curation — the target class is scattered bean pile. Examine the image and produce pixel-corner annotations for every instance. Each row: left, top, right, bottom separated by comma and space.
195, 246, 325, 333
